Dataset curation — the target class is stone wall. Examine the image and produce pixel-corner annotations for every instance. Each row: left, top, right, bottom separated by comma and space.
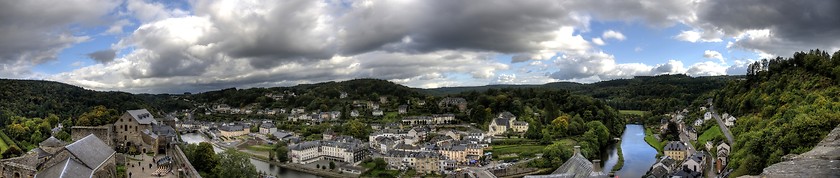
71, 125, 114, 147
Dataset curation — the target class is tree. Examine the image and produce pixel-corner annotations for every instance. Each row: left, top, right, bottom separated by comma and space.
76, 106, 118, 126
187, 142, 219, 173
274, 142, 289, 162
2, 145, 22, 158
540, 142, 572, 168
345, 119, 371, 140
214, 149, 258, 178
329, 161, 336, 170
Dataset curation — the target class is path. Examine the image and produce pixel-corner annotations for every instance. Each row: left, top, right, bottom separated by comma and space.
709, 106, 735, 144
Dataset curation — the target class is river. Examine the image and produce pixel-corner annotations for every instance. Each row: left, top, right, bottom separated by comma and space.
180, 133, 321, 178
601, 124, 657, 178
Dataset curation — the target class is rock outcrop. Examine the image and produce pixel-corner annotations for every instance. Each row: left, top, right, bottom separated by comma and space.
751, 124, 840, 177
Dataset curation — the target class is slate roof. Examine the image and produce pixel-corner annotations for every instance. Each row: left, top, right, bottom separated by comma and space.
39, 136, 66, 148
525, 146, 607, 178
260, 123, 276, 129
664, 141, 687, 151
35, 158, 93, 178
63, 134, 116, 169
219, 124, 245, 132
126, 109, 157, 125
272, 131, 292, 139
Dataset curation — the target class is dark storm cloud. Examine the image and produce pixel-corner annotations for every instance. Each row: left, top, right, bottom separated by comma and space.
0, 0, 119, 66
87, 49, 116, 63
698, 0, 840, 55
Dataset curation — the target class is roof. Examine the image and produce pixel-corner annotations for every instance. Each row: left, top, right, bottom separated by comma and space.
260, 123, 276, 129
219, 124, 245, 132
126, 109, 157, 125
35, 158, 93, 178
64, 134, 116, 169
665, 141, 687, 151
525, 146, 607, 178
272, 131, 292, 139
39, 136, 66, 147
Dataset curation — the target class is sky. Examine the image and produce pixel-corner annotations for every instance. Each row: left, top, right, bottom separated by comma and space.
1, 0, 839, 94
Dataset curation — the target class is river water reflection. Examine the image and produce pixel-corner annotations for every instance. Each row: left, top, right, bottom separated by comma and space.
601, 124, 657, 178
180, 133, 320, 178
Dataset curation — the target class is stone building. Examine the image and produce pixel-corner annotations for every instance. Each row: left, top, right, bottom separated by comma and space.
664, 141, 688, 161
115, 109, 158, 154
0, 134, 116, 178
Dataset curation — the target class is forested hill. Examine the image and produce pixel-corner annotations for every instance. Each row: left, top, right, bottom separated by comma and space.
0, 79, 156, 121
424, 74, 739, 114
714, 49, 840, 176
186, 78, 426, 111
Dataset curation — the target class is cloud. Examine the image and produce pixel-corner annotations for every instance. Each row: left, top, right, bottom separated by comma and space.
674, 30, 723, 43
602, 30, 626, 41
703, 50, 725, 63
592, 38, 605, 46
690, 0, 840, 56
87, 49, 117, 63
0, 0, 120, 75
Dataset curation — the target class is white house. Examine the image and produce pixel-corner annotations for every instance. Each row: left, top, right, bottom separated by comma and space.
682, 151, 705, 173
725, 115, 737, 127
704, 112, 712, 120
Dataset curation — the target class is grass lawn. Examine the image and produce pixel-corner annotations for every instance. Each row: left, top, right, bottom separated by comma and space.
0, 132, 9, 152
619, 110, 648, 116
696, 125, 723, 150
644, 128, 663, 153
492, 144, 546, 159
247, 145, 274, 152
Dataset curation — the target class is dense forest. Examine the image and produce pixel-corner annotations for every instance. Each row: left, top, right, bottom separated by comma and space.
714, 49, 840, 176
426, 74, 737, 114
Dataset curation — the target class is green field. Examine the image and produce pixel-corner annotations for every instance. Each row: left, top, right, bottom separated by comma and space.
619, 110, 648, 116
490, 138, 577, 160
644, 128, 663, 153
696, 125, 723, 151
0, 131, 13, 152
247, 145, 274, 152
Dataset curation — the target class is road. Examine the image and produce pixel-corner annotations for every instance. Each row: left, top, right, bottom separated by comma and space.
709, 106, 735, 144
678, 120, 697, 156
704, 152, 717, 178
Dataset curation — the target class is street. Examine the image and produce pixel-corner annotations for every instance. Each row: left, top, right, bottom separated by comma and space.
709, 106, 735, 144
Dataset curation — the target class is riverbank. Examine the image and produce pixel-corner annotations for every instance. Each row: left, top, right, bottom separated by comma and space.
643, 127, 663, 153
610, 140, 624, 172
241, 149, 353, 178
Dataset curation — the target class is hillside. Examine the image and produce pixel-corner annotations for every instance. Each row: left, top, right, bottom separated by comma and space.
424, 74, 738, 114
714, 49, 840, 175
0, 79, 157, 121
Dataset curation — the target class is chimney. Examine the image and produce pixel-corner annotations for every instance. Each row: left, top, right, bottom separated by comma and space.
574, 146, 581, 155
593, 159, 601, 172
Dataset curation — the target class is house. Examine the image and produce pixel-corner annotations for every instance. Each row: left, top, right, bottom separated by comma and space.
704, 112, 712, 120
438, 97, 468, 112
523, 146, 608, 178
415, 152, 441, 174
687, 126, 698, 141
372, 110, 384, 116
260, 123, 277, 135
289, 136, 368, 164
725, 115, 737, 127
431, 114, 456, 124
350, 110, 360, 117
716, 142, 730, 173
219, 123, 250, 137
488, 112, 528, 136
398, 105, 408, 114
115, 109, 159, 154
438, 144, 467, 163
693, 119, 704, 127
648, 156, 677, 178
664, 141, 688, 161
339, 92, 348, 99
29, 134, 116, 178
682, 151, 705, 173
